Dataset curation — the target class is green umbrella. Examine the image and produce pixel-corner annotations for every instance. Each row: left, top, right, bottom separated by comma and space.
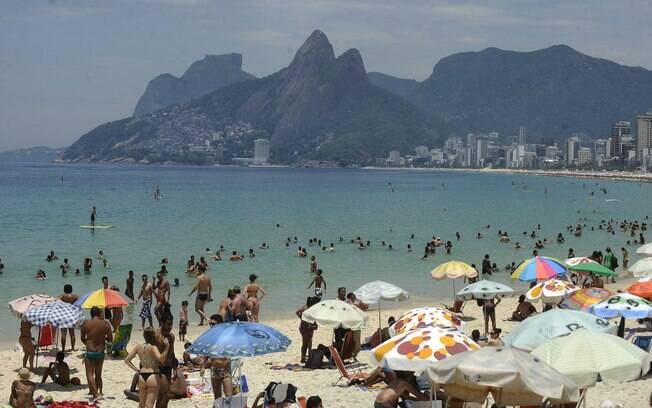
565, 257, 616, 277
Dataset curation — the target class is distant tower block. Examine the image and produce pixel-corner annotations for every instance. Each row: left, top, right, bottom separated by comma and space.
254, 138, 270, 164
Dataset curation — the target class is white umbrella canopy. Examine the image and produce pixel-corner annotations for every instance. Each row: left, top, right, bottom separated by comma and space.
8, 294, 58, 317
353, 280, 408, 304
425, 347, 580, 406
526, 279, 579, 303
531, 329, 652, 388
635, 243, 652, 257
590, 293, 652, 319
300, 299, 368, 330
456, 279, 514, 301
24, 300, 85, 328
629, 257, 652, 280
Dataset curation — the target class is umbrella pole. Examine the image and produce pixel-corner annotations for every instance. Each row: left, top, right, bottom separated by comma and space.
378, 302, 382, 336
36, 326, 41, 368
617, 316, 625, 338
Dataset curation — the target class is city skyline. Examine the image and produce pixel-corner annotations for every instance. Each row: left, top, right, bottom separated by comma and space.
2, 0, 652, 150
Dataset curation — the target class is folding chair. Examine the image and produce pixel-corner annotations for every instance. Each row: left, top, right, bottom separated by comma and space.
328, 345, 368, 386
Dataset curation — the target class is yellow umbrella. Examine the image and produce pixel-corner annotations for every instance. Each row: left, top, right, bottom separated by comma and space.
431, 261, 478, 300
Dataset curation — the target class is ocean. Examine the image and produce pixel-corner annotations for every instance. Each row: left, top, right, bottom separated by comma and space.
0, 163, 648, 343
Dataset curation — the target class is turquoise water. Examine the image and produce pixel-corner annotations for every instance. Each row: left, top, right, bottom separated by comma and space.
0, 163, 649, 342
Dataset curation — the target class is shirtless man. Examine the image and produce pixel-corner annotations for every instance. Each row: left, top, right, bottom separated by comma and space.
138, 274, 154, 329
154, 272, 171, 325
218, 290, 235, 323
307, 269, 326, 298
231, 286, 249, 322
156, 308, 177, 408
80, 307, 112, 400
59, 284, 79, 351
188, 266, 212, 325
374, 370, 428, 408
125, 270, 135, 301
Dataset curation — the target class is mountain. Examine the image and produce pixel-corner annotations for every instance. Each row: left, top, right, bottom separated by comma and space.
373, 45, 652, 142
0, 146, 65, 163
368, 72, 419, 101
64, 30, 444, 165
133, 53, 256, 116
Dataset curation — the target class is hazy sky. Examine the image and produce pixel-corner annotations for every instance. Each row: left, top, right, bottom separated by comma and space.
1, 0, 651, 151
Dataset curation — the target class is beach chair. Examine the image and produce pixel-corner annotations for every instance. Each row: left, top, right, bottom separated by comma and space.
328, 345, 368, 386
38, 323, 55, 349
214, 394, 247, 408
109, 324, 132, 356
632, 335, 652, 352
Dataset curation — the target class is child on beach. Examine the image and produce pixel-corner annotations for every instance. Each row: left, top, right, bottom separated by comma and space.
307, 269, 326, 298
179, 300, 188, 341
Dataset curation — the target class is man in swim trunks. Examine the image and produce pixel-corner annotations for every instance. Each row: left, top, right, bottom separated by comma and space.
90, 205, 96, 226
188, 266, 211, 325
231, 286, 249, 322
138, 274, 154, 329
80, 306, 112, 400
154, 271, 171, 325
307, 269, 326, 298
125, 270, 135, 301
156, 307, 177, 408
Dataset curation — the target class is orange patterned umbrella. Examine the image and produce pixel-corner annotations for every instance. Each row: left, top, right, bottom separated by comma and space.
560, 288, 612, 311
626, 280, 652, 301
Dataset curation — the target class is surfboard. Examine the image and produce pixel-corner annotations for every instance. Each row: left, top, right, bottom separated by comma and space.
80, 225, 113, 229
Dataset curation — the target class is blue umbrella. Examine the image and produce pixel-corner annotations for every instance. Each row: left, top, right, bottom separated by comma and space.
73, 291, 92, 307
187, 322, 291, 358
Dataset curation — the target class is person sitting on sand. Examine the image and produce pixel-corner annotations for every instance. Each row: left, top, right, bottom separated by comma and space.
182, 342, 203, 367
11, 368, 36, 408
487, 328, 503, 347
346, 292, 369, 310
374, 369, 428, 408
41, 351, 80, 386
364, 316, 396, 349
510, 294, 537, 322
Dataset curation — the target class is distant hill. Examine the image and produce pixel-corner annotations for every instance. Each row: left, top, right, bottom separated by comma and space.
368, 72, 419, 101
372, 45, 652, 141
64, 30, 444, 165
133, 53, 256, 116
0, 146, 65, 163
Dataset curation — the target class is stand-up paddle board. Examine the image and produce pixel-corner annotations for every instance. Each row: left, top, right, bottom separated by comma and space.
80, 225, 113, 229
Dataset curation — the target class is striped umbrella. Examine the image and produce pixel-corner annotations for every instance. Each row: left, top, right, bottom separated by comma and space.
511, 257, 567, 282
8, 294, 58, 317
559, 288, 612, 312
24, 300, 85, 328
75, 289, 129, 309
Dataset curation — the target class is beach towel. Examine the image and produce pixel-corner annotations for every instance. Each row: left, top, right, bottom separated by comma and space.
110, 324, 132, 355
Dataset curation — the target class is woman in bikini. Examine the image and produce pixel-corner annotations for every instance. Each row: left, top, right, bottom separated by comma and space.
124, 327, 170, 408
19, 318, 35, 369
11, 368, 36, 408
202, 316, 233, 399
244, 274, 266, 323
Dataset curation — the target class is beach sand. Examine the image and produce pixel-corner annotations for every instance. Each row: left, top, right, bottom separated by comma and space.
1, 279, 650, 407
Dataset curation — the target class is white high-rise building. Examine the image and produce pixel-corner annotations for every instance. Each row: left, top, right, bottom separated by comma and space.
565, 136, 581, 165
254, 139, 270, 164
415, 146, 430, 158
637, 113, 652, 161
577, 147, 592, 165
388, 150, 401, 166
611, 121, 632, 159
518, 126, 527, 145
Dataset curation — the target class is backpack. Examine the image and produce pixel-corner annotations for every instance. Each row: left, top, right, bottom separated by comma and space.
305, 348, 324, 369
264, 382, 297, 404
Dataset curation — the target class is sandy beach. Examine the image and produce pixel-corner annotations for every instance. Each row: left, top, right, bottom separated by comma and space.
1, 277, 649, 408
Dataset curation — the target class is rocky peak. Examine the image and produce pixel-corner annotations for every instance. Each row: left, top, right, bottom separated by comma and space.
288, 29, 336, 76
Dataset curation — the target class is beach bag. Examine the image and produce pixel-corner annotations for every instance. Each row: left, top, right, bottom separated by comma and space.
305, 348, 324, 369
264, 382, 297, 404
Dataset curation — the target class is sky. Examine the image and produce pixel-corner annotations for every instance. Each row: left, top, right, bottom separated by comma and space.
1, 0, 651, 151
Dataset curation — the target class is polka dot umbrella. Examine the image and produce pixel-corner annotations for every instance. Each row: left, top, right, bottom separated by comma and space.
389, 307, 464, 336
371, 326, 480, 372
526, 279, 579, 304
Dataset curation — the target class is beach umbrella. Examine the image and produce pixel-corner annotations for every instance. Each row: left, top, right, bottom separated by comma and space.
301, 299, 367, 330
626, 280, 652, 301
511, 256, 567, 282
431, 261, 478, 298
564, 257, 616, 277
371, 326, 479, 372
456, 279, 514, 301
389, 307, 463, 337
425, 347, 579, 406
525, 279, 579, 303
75, 289, 129, 309
8, 294, 58, 317
635, 242, 652, 257
531, 330, 651, 388
502, 309, 616, 351
187, 321, 291, 358
628, 257, 652, 280
24, 300, 85, 329
354, 281, 408, 333
559, 287, 612, 312
591, 292, 652, 319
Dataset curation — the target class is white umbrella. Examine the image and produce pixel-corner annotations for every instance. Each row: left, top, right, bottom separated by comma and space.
389, 307, 464, 336
8, 294, 58, 317
629, 257, 652, 280
301, 299, 367, 330
354, 280, 408, 332
456, 279, 514, 301
425, 347, 579, 406
526, 279, 579, 303
635, 243, 652, 257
